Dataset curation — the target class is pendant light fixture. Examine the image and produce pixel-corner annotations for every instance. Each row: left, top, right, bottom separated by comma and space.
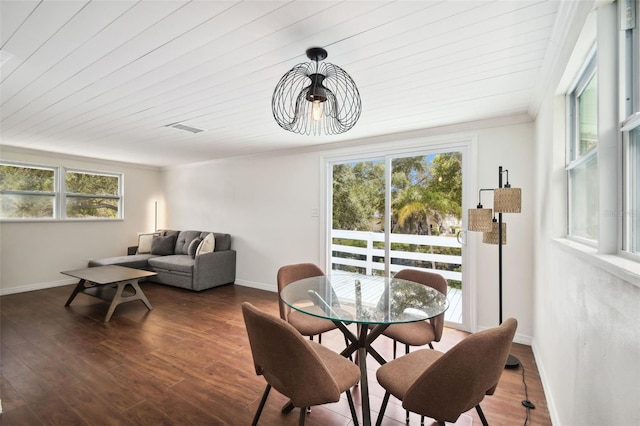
272, 47, 361, 135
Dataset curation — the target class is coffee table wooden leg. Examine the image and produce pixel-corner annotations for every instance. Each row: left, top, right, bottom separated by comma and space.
104, 284, 122, 322
104, 279, 153, 322
129, 280, 153, 310
64, 279, 87, 306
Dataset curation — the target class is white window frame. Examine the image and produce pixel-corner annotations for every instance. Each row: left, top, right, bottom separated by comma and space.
0, 161, 58, 220
566, 49, 598, 246
62, 168, 123, 220
621, 0, 640, 258
0, 161, 124, 222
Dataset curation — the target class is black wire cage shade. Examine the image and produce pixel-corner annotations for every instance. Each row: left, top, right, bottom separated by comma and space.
272, 47, 362, 135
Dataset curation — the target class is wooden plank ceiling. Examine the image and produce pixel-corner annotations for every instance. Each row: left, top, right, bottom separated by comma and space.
0, 0, 567, 167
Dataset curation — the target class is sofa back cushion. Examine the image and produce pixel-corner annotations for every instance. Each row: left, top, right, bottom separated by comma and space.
151, 234, 177, 255
175, 230, 202, 255
188, 237, 202, 258
159, 230, 231, 253
199, 232, 231, 251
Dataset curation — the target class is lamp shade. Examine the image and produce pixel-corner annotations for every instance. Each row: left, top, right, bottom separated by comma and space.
272, 47, 361, 135
494, 187, 521, 213
468, 208, 493, 232
483, 222, 507, 245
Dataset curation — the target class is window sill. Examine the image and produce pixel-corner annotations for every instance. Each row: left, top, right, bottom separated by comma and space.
553, 238, 640, 288
0, 218, 124, 223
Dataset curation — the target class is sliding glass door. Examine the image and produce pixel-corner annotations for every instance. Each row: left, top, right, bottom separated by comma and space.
327, 147, 467, 327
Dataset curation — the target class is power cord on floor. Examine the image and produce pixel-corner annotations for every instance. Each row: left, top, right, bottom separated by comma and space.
520, 361, 536, 425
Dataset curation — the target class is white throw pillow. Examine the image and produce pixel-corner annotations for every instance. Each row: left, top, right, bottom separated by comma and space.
137, 232, 160, 254
196, 233, 215, 256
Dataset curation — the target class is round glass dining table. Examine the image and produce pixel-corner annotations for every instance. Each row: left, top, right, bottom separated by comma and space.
279, 272, 449, 426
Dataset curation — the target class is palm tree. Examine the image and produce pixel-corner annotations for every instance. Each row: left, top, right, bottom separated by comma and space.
393, 185, 459, 235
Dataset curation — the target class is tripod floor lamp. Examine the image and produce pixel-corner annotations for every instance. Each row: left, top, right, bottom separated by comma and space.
468, 166, 521, 369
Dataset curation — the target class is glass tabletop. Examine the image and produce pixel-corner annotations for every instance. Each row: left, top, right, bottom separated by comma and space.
279, 273, 449, 325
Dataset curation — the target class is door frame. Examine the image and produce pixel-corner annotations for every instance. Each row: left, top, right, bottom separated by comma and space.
319, 134, 478, 332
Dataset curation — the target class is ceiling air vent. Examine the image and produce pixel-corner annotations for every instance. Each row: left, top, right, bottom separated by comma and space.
165, 122, 205, 134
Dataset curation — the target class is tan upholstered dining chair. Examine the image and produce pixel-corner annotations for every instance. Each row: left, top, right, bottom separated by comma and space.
277, 263, 337, 343
381, 269, 448, 358
375, 318, 518, 426
241, 302, 360, 426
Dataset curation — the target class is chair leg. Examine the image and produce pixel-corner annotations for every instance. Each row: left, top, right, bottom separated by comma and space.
299, 406, 307, 426
402, 341, 411, 424
428, 342, 434, 349
402, 343, 411, 423
282, 401, 295, 414
375, 391, 391, 426
393, 339, 397, 359
319, 333, 322, 344
346, 390, 359, 426
420, 415, 425, 426
252, 384, 272, 426
405, 410, 410, 424
475, 404, 489, 426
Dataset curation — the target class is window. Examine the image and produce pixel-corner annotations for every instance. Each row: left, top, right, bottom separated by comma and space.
64, 169, 122, 219
622, 0, 640, 256
0, 163, 57, 219
567, 53, 598, 242
0, 162, 123, 221
628, 126, 640, 253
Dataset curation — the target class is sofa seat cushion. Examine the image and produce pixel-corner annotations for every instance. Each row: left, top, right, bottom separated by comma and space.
148, 255, 194, 274
89, 254, 158, 269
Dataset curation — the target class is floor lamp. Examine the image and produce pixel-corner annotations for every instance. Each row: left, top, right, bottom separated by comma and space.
468, 166, 521, 369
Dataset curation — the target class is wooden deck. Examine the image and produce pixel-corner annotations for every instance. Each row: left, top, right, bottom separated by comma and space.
446, 287, 463, 324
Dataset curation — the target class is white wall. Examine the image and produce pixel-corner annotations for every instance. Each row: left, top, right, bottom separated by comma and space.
535, 88, 640, 424
163, 118, 535, 339
0, 147, 163, 294
471, 124, 534, 334
164, 149, 325, 291
532, 2, 640, 424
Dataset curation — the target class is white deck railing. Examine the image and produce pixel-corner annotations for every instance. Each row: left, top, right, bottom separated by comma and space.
331, 229, 463, 323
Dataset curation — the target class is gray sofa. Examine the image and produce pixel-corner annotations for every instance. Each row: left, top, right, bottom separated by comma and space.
89, 230, 236, 291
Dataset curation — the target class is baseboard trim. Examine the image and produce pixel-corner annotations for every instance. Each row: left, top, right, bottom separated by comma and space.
234, 279, 276, 293
531, 338, 560, 425
0, 278, 76, 296
474, 324, 532, 346
0, 278, 278, 297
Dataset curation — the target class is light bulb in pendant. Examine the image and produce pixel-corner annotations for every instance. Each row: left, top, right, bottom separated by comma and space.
311, 100, 323, 121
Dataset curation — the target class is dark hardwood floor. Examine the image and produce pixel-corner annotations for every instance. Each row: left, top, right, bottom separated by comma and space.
0, 282, 552, 425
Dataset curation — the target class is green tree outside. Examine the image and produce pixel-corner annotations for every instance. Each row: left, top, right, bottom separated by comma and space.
331, 152, 463, 288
